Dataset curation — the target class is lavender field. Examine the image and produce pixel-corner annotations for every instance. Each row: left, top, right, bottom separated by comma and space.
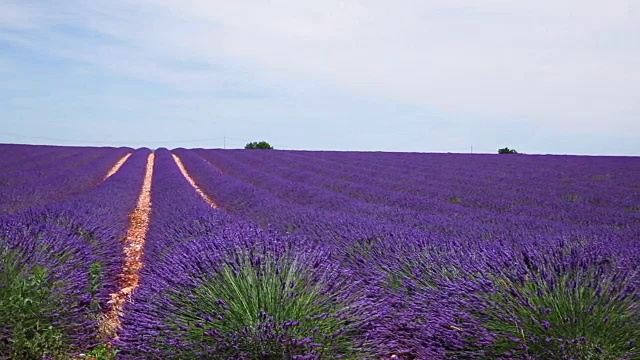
1, 144, 638, 360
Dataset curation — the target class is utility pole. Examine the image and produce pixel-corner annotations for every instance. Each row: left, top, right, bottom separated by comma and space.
223, 136, 226, 149
471, 144, 473, 154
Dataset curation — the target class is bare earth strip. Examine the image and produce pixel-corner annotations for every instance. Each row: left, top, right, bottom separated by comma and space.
172, 153, 219, 208
100, 153, 154, 340
103, 153, 132, 180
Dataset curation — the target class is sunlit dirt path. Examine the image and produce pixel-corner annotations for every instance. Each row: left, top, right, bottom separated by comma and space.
103, 153, 132, 180
172, 153, 219, 208
100, 153, 154, 340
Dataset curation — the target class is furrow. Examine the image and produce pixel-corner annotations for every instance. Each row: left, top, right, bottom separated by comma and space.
100, 153, 154, 340
103, 153, 132, 180
172, 153, 219, 208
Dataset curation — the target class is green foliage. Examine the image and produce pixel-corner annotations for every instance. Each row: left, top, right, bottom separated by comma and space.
87, 262, 103, 312
0, 248, 69, 359
498, 147, 518, 154
483, 268, 638, 359
166, 252, 366, 359
245, 141, 274, 150
83, 344, 119, 360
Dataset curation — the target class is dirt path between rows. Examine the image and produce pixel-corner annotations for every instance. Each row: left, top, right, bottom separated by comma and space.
172, 153, 219, 208
100, 153, 154, 340
103, 153, 132, 180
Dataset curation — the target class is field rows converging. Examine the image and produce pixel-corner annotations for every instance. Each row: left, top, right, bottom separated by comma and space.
102, 153, 154, 340
1, 144, 639, 360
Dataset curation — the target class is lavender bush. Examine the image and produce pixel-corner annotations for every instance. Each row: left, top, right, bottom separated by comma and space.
127, 234, 372, 359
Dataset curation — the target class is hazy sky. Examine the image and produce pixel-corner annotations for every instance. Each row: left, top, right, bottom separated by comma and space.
1, 1, 638, 154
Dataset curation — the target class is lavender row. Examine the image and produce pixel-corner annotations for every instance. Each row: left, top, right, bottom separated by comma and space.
0, 144, 84, 171
179, 150, 603, 269
173, 148, 420, 246
191, 150, 637, 253
0, 146, 116, 188
190, 150, 494, 242
273, 150, 638, 216
0, 148, 150, 358
199, 149, 639, 232
199, 149, 638, 261
0, 145, 95, 187
0, 147, 131, 215
274, 150, 640, 214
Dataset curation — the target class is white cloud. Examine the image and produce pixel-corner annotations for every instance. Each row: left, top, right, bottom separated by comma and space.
1, 0, 639, 136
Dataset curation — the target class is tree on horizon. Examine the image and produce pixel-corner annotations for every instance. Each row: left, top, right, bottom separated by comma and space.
498, 147, 518, 154
245, 141, 274, 150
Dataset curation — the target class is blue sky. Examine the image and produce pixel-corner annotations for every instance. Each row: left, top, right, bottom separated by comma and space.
1, 1, 638, 154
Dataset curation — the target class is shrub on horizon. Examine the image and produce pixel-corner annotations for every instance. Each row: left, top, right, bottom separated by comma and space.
498, 147, 518, 154
245, 141, 274, 150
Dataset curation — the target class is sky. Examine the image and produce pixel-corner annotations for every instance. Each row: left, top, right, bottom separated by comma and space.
0, 1, 638, 155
